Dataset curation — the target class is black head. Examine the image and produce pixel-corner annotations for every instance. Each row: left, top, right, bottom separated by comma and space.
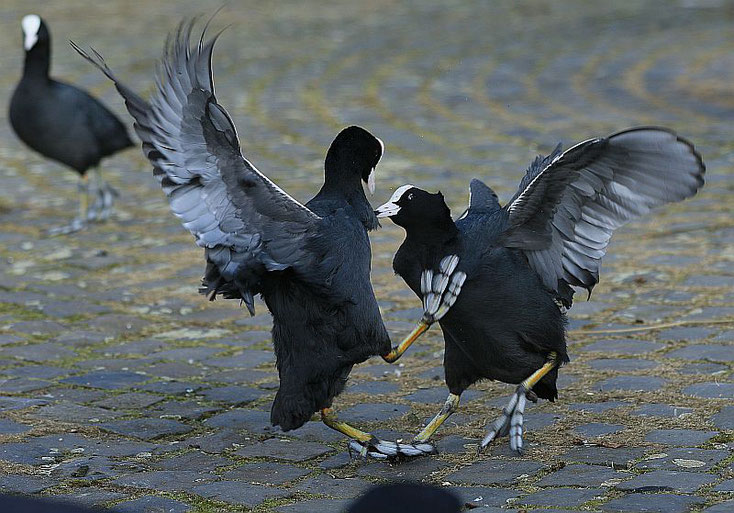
21, 14, 50, 77
325, 125, 383, 194
375, 185, 456, 238
21, 14, 49, 54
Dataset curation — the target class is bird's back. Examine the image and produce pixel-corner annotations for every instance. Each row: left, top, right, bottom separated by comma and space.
9, 78, 131, 172
435, 211, 568, 391
264, 202, 389, 431
270, 200, 388, 352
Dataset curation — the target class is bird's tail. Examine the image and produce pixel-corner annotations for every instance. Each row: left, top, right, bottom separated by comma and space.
270, 388, 318, 432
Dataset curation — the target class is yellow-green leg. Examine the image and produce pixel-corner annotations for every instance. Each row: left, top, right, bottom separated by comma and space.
321, 408, 375, 445
382, 321, 430, 363
47, 175, 89, 236
320, 408, 435, 459
78, 174, 89, 221
413, 393, 460, 443
88, 168, 116, 221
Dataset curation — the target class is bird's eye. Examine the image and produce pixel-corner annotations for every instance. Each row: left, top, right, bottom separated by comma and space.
408, 193, 414, 200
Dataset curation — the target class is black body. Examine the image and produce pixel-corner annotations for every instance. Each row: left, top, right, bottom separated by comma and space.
74, 24, 389, 432
9, 16, 131, 174
392, 186, 567, 399
386, 128, 704, 402
263, 130, 389, 430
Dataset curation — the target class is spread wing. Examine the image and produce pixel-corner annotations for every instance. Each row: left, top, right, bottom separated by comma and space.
71, 20, 321, 314
501, 127, 705, 306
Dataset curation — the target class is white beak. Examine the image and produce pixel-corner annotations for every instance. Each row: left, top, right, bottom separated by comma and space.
375, 201, 399, 218
367, 167, 376, 195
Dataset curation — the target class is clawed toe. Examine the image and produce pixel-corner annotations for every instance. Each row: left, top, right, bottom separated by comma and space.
87, 185, 116, 222
46, 218, 87, 236
348, 438, 436, 460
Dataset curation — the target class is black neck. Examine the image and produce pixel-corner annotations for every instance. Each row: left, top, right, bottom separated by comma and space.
316, 181, 378, 231
405, 216, 459, 246
23, 43, 50, 79
317, 157, 378, 230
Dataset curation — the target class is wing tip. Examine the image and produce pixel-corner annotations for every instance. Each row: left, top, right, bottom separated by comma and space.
159, 12, 229, 97
609, 126, 706, 182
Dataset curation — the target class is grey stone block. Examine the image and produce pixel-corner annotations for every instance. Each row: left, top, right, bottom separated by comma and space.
446, 460, 544, 485
615, 470, 717, 493
234, 438, 333, 461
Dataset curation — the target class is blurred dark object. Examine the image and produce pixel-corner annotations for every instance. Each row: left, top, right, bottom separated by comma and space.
0, 494, 101, 513
346, 482, 461, 513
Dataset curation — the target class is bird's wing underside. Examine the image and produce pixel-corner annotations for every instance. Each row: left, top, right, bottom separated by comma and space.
501, 127, 704, 306
72, 20, 321, 313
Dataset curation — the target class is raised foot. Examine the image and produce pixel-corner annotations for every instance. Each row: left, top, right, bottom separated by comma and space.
348, 438, 436, 460
46, 218, 87, 237
480, 385, 529, 454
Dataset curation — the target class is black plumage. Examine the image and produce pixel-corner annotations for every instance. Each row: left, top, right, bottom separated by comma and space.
73, 20, 414, 455
9, 15, 132, 232
376, 128, 704, 453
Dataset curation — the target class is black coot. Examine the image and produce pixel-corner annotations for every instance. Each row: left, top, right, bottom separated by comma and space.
376, 128, 704, 453
9, 14, 132, 234
73, 20, 429, 458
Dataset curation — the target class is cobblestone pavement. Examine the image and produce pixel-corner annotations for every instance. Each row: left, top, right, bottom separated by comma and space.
0, 1, 732, 511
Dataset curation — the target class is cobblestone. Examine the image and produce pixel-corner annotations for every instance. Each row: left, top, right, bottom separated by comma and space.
634, 448, 729, 472
233, 438, 334, 462
113, 496, 192, 513
601, 493, 704, 513
645, 429, 719, 447
536, 463, 622, 487
615, 470, 717, 493
192, 481, 290, 508
446, 460, 545, 485
519, 487, 604, 508
222, 462, 311, 485
0, 1, 731, 511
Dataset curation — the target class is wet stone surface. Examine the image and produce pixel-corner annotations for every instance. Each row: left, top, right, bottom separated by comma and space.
0, 1, 732, 511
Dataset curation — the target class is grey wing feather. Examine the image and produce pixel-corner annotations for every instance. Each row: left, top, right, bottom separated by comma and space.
502, 127, 704, 305
420, 255, 467, 323
468, 178, 501, 212
71, 21, 320, 314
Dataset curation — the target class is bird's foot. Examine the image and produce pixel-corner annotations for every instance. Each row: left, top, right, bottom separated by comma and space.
86, 200, 101, 222
480, 385, 529, 454
46, 218, 87, 237
348, 438, 435, 460
88, 185, 117, 222
99, 184, 118, 220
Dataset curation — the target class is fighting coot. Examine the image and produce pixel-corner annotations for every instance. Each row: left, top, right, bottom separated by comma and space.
73, 20, 428, 458
376, 128, 704, 453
